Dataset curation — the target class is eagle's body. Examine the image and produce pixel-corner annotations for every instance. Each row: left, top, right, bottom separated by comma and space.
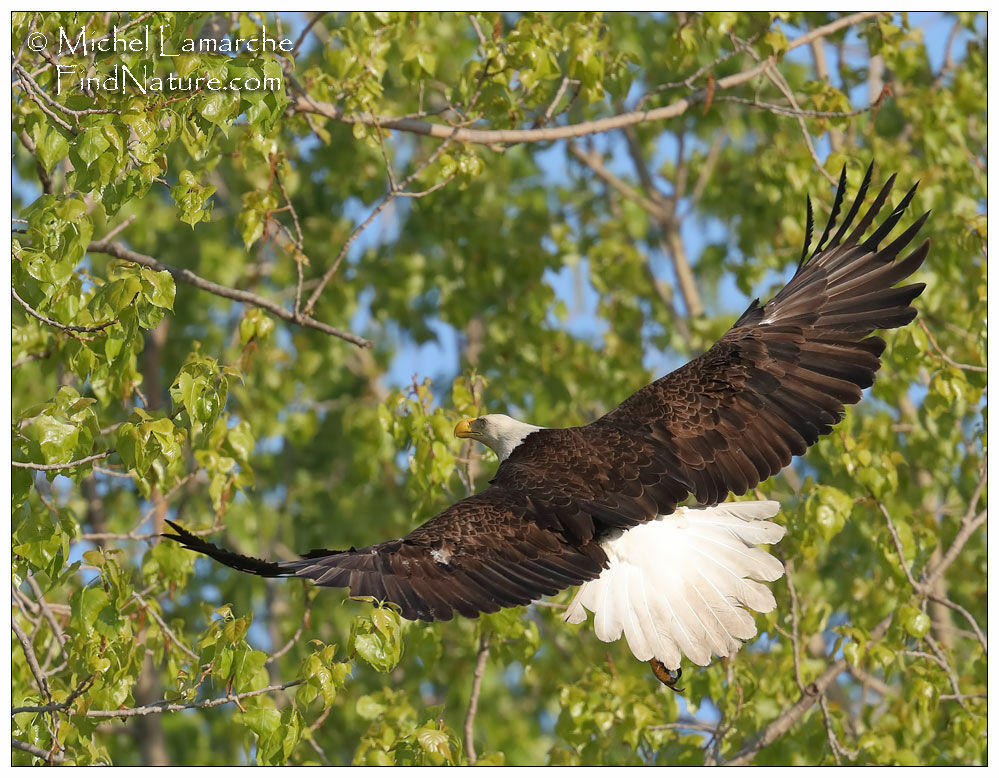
166, 165, 929, 672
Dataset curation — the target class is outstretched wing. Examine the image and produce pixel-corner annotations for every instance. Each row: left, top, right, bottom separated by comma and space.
489, 164, 928, 527
589, 163, 929, 505
166, 164, 929, 623
164, 485, 604, 622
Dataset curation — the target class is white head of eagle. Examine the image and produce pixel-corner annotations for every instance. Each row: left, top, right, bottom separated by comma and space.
454, 413, 542, 462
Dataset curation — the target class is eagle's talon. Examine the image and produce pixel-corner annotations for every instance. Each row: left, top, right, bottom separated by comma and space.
649, 658, 685, 693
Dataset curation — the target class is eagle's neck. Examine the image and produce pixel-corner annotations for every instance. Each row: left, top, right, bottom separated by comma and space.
479, 416, 544, 462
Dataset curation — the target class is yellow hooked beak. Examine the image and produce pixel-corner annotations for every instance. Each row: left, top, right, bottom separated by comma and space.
454, 418, 475, 439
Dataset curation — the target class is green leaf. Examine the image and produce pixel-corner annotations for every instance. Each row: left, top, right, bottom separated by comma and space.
31, 121, 70, 173
900, 605, 932, 639
140, 267, 176, 310
170, 170, 216, 227
75, 128, 111, 167
349, 607, 402, 673
28, 414, 79, 464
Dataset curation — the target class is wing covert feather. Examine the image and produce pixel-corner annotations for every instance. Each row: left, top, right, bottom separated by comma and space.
589, 164, 928, 504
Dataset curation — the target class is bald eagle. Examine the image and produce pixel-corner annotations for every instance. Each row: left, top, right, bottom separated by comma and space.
165, 164, 929, 679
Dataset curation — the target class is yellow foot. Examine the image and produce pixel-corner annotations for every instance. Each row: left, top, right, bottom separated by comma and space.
649, 658, 685, 693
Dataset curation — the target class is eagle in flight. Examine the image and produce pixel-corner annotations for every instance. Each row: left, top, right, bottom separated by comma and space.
166, 164, 929, 682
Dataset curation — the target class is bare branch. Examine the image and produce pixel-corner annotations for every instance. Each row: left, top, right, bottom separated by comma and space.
301, 131, 458, 316
87, 238, 371, 348
924, 589, 987, 654
919, 319, 986, 373
13, 680, 303, 718
100, 214, 137, 244
535, 76, 574, 128
395, 174, 458, 198
266, 587, 316, 665
817, 693, 858, 764
940, 693, 986, 702
763, 65, 838, 186
878, 498, 987, 653
785, 561, 805, 692
13, 451, 113, 471
569, 141, 694, 343
12, 13, 40, 70
13, 349, 52, 368
12, 286, 117, 334
846, 665, 895, 699
81, 471, 203, 541
24, 573, 68, 649
272, 170, 308, 318
290, 12, 328, 57
649, 720, 721, 735
12, 614, 51, 702
568, 142, 663, 217
877, 501, 922, 590
468, 13, 488, 49
636, 34, 759, 111
711, 94, 875, 121
12, 62, 121, 125
620, 124, 703, 317
685, 131, 725, 215
304, 734, 332, 767
13, 65, 76, 134
463, 634, 491, 764
933, 17, 962, 87
806, 28, 844, 152
924, 467, 986, 589
922, 634, 972, 711
12, 737, 65, 764
132, 592, 198, 661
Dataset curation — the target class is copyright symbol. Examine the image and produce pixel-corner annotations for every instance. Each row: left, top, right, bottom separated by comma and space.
26, 32, 46, 52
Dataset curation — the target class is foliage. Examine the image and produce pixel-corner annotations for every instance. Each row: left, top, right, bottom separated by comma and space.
11, 11, 986, 766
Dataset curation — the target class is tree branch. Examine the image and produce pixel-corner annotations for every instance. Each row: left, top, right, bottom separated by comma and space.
924, 467, 986, 589
87, 239, 371, 348
12, 451, 113, 471
12, 737, 65, 764
878, 498, 987, 653
919, 319, 986, 373
12, 614, 51, 703
300, 130, 458, 317
289, 12, 328, 58
13, 349, 52, 368
568, 142, 664, 217
12, 286, 117, 334
266, 587, 316, 665
724, 614, 892, 766
132, 592, 198, 661
291, 13, 884, 145
620, 123, 704, 318
568, 141, 694, 343
463, 634, 491, 765
763, 64, 839, 186
13, 680, 302, 718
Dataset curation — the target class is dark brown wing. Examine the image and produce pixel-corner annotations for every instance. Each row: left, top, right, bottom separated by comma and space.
164, 486, 604, 622
586, 163, 929, 505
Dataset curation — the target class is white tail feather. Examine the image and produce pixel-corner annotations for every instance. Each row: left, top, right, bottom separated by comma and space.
564, 501, 785, 669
